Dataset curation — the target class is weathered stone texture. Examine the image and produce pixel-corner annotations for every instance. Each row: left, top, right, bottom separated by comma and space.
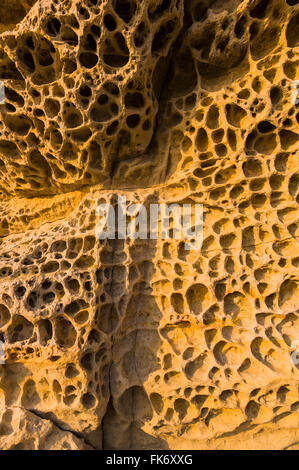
0, 0, 298, 450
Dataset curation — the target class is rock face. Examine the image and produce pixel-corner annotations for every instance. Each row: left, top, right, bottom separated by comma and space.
0, 0, 298, 450
0, 1, 37, 34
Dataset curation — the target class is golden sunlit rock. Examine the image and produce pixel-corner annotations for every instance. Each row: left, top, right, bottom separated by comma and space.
0, 0, 298, 450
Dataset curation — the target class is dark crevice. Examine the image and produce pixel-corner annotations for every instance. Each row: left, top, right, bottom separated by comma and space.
24, 407, 97, 449
111, 3, 188, 182
140, 4, 192, 175
101, 197, 124, 449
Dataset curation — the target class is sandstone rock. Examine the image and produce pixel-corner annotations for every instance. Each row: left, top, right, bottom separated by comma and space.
0, 406, 92, 449
0, 0, 298, 450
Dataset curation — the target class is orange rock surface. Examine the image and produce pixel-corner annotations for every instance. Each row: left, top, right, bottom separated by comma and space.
0, 0, 298, 450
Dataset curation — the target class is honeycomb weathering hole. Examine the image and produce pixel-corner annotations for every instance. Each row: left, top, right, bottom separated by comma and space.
0, 0, 38, 33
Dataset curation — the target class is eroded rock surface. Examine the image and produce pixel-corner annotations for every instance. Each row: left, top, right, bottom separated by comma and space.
0, 1, 37, 34
0, 0, 298, 450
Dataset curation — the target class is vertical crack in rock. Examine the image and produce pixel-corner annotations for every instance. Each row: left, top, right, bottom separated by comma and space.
25, 407, 97, 449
